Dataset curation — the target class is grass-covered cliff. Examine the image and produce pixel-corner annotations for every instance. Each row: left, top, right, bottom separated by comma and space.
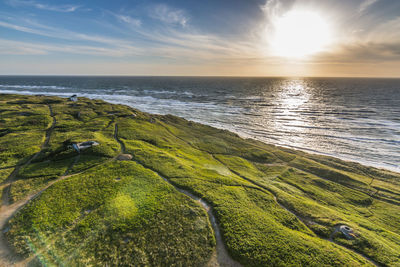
1, 94, 400, 266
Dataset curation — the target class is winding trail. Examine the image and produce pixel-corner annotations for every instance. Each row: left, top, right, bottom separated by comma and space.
0, 105, 58, 266
0, 116, 127, 265
114, 123, 126, 153
158, 122, 380, 266
0, 200, 25, 266
216, 160, 379, 266
0, 155, 82, 266
0, 119, 121, 266
216, 159, 381, 266
0, 115, 380, 266
1, 105, 56, 206
113, 122, 241, 267
159, 175, 241, 267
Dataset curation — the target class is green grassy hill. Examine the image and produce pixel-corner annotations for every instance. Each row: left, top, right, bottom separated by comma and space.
1, 94, 400, 266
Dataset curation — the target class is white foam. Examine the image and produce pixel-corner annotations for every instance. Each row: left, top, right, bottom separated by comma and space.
0, 85, 72, 90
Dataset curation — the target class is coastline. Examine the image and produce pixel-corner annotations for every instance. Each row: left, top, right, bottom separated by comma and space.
1, 91, 398, 174
1, 93, 399, 266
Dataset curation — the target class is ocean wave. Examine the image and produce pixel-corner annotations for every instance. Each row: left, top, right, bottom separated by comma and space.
142, 89, 195, 97
0, 89, 241, 116
0, 84, 73, 90
0, 89, 74, 96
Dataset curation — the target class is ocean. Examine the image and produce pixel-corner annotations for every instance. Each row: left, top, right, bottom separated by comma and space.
1, 76, 399, 172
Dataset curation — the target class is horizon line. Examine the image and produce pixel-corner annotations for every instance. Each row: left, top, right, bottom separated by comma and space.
1, 74, 400, 79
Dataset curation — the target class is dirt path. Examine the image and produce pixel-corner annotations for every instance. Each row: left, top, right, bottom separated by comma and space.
1, 117, 375, 266
113, 123, 241, 266
114, 123, 126, 153
220, 161, 380, 266
1, 104, 56, 206
0, 118, 125, 266
0, 201, 25, 266
158, 122, 385, 266
158, 175, 242, 267
0, 153, 82, 267
0, 105, 58, 266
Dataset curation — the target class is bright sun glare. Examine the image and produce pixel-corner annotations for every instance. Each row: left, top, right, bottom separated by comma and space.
271, 10, 332, 58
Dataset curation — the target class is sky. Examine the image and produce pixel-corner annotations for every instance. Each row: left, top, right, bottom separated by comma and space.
0, 0, 400, 77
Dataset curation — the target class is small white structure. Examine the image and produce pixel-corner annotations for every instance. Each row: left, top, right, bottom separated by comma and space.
339, 225, 356, 240
72, 141, 99, 153
69, 94, 78, 102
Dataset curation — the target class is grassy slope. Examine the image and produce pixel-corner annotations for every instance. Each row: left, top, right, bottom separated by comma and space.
1, 94, 400, 266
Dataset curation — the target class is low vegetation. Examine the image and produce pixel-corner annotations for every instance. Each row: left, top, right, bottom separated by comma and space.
1, 94, 400, 266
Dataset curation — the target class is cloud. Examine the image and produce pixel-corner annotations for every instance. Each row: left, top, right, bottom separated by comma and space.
311, 41, 400, 65
0, 39, 48, 55
0, 38, 143, 57
0, 17, 133, 46
358, 0, 379, 14
115, 15, 142, 27
149, 4, 188, 27
260, 0, 295, 23
6, 0, 80, 12
366, 16, 400, 42
0, 20, 40, 34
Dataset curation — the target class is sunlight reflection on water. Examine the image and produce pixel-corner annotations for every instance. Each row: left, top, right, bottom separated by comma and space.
259, 79, 315, 151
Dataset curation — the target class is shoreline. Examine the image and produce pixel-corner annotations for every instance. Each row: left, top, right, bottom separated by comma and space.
1, 91, 399, 175
1, 93, 400, 266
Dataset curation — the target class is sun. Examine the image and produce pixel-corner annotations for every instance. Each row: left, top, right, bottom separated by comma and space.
270, 10, 332, 58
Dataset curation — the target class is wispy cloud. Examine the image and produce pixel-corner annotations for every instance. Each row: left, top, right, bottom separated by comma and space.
0, 38, 143, 57
366, 16, 400, 42
0, 39, 48, 55
0, 20, 41, 34
358, 0, 379, 14
312, 41, 400, 65
116, 15, 141, 27
6, 0, 80, 12
261, 0, 295, 22
0, 17, 132, 46
149, 4, 188, 27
